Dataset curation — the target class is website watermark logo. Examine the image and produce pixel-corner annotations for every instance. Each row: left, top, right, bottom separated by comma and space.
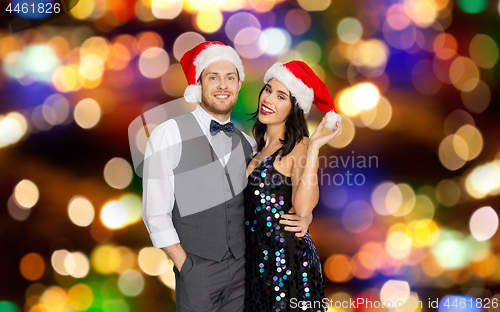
2, 0, 79, 33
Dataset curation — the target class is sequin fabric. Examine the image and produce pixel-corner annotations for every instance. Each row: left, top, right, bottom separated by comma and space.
244, 149, 326, 312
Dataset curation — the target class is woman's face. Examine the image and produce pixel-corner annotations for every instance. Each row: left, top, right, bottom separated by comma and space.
258, 78, 292, 125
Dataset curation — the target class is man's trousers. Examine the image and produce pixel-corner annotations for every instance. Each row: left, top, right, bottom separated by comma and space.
173, 249, 245, 312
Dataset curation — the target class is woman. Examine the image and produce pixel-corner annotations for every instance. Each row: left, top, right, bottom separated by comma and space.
244, 61, 342, 311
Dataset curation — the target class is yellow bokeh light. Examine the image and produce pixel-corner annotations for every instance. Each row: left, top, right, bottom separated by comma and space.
100, 200, 128, 229
353, 83, 380, 110
386, 183, 415, 217
119, 194, 142, 225
0, 113, 27, 147
66, 252, 90, 278
80, 37, 109, 61
469, 164, 500, 196
139, 47, 170, 79
465, 169, 487, 199
195, 9, 223, 34
103, 157, 133, 189
449, 56, 480, 92
297, 0, 331, 11
74, 98, 101, 129
14, 179, 39, 209
410, 219, 440, 247
40, 286, 67, 312
68, 196, 95, 227
70, 0, 95, 19
327, 116, 355, 148
386, 231, 413, 259
152, 0, 183, 19
352, 40, 388, 69
372, 181, 399, 215
404, 0, 437, 27
380, 280, 410, 306
158, 258, 176, 289
337, 87, 360, 117
79, 54, 104, 81
90, 244, 121, 274
403, 195, 435, 226
435, 179, 461, 207
438, 134, 467, 171
455, 124, 483, 161
51, 249, 71, 276
68, 283, 94, 311
138, 247, 169, 276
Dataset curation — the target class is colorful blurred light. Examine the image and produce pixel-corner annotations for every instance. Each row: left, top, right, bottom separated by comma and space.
342, 200, 374, 233
297, 0, 331, 11
337, 18, 363, 44
100, 201, 128, 229
284, 9, 311, 35
90, 244, 121, 274
195, 9, 223, 34
139, 47, 170, 79
68, 196, 95, 227
20, 253, 45, 281
259, 28, 291, 56
138, 247, 169, 276
152, 0, 183, 19
118, 270, 145, 297
173, 32, 205, 61
103, 157, 133, 189
67, 284, 93, 311
324, 254, 352, 282
74, 98, 101, 129
380, 280, 410, 306
470, 206, 499, 241
13, 179, 39, 209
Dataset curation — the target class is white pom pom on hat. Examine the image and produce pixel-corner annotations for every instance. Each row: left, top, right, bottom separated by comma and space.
180, 41, 245, 103
263, 60, 342, 130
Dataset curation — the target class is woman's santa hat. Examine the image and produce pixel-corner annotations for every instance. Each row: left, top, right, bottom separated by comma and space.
263, 61, 342, 130
180, 41, 245, 103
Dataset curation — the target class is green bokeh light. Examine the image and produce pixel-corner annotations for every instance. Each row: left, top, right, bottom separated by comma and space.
0, 301, 20, 312
457, 0, 487, 14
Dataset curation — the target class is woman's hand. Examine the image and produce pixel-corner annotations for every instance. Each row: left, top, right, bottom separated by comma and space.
308, 118, 342, 152
280, 207, 313, 238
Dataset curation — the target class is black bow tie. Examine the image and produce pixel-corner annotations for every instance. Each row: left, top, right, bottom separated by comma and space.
210, 120, 234, 137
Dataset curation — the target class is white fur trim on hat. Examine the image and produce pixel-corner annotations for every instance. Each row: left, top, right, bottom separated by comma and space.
194, 44, 245, 83
263, 63, 314, 114
324, 110, 342, 130
184, 84, 202, 103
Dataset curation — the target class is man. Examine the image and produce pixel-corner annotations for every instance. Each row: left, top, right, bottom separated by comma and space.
142, 42, 311, 311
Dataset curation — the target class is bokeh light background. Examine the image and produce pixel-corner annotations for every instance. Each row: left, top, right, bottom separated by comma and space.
1, 0, 500, 311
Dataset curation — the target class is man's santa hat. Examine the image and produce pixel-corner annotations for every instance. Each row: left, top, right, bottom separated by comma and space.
264, 60, 342, 130
180, 41, 245, 103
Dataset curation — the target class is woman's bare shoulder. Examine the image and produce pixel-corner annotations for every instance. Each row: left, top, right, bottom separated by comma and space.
289, 136, 309, 158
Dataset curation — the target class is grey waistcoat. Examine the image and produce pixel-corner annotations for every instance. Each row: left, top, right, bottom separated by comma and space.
172, 112, 253, 261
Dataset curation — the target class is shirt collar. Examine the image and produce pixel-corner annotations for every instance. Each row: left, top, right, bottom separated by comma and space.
193, 104, 232, 133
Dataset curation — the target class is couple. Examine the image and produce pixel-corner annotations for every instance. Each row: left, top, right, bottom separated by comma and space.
142, 41, 342, 312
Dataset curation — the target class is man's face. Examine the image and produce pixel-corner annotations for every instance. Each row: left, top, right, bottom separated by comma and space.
198, 60, 242, 116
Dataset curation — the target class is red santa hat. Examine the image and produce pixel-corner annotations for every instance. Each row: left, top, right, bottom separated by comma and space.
263, 60, 342, 130
180, 41, 245, 103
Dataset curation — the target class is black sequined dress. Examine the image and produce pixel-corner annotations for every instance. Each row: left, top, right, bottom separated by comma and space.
244, 149, 326, 312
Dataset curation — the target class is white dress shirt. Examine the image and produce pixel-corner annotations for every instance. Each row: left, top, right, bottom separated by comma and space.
142, 104, 257, 248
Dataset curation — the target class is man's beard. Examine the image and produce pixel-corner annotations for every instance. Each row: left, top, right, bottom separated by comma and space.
201, 91, 237, 115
